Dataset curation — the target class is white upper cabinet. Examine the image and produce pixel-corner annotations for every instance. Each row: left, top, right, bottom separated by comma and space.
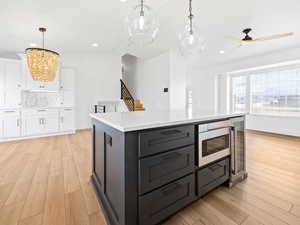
0, 59, 22, 108
21, 55, 60, 91
60, 91, 74, 107
5, 61, 22, 107
60, 68, 75, 91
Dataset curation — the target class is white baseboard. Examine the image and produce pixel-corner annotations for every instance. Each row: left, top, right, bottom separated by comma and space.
0, 130, 76, 143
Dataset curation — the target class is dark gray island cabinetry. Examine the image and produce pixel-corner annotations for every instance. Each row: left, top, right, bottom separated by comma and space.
90, 111, 246, 225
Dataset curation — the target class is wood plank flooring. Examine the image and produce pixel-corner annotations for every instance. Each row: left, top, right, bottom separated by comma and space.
0, 130, 299, 225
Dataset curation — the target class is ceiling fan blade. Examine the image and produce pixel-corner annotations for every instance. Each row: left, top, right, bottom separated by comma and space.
225, 36, 242, 42
254, 32, 294, 41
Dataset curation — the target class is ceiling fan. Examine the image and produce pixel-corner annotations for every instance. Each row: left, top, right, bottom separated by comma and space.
226, 28, 294, 43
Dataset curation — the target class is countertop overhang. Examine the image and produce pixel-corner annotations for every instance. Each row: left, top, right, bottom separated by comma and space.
90, 110, 245, 132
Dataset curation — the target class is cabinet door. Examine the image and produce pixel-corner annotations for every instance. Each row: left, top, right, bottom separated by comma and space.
60, 68, 74, 91
60, 109, 74, 131
0, 61, 5, 107
61, 91, 74, 107
24, 116, 42, 136
43, 114, 59, 133
0, 117, 3, 138
139, 174, 195, 225
2, 114, 21, 138
5, 61, 22, 107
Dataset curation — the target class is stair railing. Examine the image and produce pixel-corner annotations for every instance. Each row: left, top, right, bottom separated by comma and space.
120, 79, 135, 111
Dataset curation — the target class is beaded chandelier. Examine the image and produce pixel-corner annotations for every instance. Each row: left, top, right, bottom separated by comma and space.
26, 27, 59, 82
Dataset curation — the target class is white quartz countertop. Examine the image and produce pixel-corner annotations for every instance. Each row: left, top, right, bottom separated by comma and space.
90, 110, 245, 132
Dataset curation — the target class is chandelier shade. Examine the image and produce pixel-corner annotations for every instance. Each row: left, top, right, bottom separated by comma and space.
26, 27, 60, 82
126, 0, 159, 45
179, 0, 205, 56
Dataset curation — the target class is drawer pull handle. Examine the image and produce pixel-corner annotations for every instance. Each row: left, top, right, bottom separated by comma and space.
161, 152, 181, 161
160, 130, 181, 136
161, 183, 182, 196
105, 134, 112, 147
149, 132, 190, 146
209, 164, 223, 172
4, 110, 16, 113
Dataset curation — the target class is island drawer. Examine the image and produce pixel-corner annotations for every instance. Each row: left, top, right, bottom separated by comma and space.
139, 125, 194, 157
139, 145, 195, 194
197, 157, 229, 197
139, 174, 195, 225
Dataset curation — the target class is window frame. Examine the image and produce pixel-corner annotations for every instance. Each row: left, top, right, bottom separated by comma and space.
229, 64, 300, 117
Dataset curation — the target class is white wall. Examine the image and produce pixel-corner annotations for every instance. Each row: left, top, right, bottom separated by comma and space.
129, 49, 187, 111
169, 49, 187, 110
188, 68, 216, 111
62, 52, 121, 129
189, 47, 300, 136
246, 115, 300, 137
135, 52, 170, 111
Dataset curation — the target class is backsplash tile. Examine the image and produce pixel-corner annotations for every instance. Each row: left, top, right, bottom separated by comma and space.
22, 91, 60, 108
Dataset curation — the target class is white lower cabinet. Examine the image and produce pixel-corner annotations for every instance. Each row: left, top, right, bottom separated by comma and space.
0, 107, 74, 141
1, 110, 21, 138
43, 113, 59, 134
0, 117, 3, 138
23, 116, 43, 136
60, 108, 74, 131
23, 109, 59, 136
0, 93, 4, 108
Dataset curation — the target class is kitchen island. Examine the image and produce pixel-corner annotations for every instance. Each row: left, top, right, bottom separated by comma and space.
90, 110, 247, 225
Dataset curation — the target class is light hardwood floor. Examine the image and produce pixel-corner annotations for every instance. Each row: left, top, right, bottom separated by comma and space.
0, 130, 300, 225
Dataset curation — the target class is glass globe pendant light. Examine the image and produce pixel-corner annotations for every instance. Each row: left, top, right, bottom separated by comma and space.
179, 0, 205, 55
126, 0, 159, 45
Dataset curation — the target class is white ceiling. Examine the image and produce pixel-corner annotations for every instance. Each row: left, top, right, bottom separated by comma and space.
1, 0, 300, 66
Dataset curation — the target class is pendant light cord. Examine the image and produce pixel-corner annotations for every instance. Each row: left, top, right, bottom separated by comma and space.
42, 31, 45, 50
140, 0, 144, 16
189, 0, 193, 35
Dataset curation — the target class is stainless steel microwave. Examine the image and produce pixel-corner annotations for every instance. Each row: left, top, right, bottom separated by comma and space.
198, 120, 231, 167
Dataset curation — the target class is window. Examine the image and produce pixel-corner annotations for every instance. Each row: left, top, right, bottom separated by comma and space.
230, 68, 300, 116
231, 76, 247, 113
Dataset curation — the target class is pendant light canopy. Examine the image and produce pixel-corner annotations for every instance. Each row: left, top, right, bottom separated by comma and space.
179, 0, 205, 55
26, 27, 59, 82
126, 0, 159, 45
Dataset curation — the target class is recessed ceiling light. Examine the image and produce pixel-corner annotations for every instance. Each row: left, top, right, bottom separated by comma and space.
30, 43, 37, 47
91, 43, 99, 47
120, 0, 128, 2
219, 50, 225, 54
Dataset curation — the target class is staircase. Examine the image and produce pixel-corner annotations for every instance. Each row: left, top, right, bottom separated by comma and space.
120, 79, 145, 111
